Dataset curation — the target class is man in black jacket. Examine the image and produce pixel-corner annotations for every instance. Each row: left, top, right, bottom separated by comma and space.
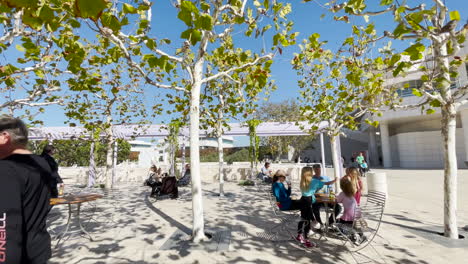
41, 145, 64, 198
0, 115, 52, 264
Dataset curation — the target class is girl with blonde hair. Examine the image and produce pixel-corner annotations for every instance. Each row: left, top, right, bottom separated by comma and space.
296, 166, 336, 248
336, 177, 358, 223
345, 167, 363, 205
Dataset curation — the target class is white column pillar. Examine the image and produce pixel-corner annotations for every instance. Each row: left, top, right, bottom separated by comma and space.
320, 133, 326, 170
368, 126, 379, 167
460, 109, 468, 165
380, 123, 392, 168
112, 140, 118, 184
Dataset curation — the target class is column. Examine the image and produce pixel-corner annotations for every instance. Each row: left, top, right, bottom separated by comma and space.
112, 141, 118, 184
380, 123, 392, 168
320, 133, 326, 170
460, 109, 468, 165
368, 126, 379, 167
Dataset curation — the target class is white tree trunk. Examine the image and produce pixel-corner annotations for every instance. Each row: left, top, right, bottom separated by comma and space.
190, 59, 205, 242
441, 105, 459, 239
217, 134, 225, 197
113, 141, 117, 184
330, 135, 341, 192
435, 35, 459, 239
105, 137, 114, 189
88, 140, 96, 188
181, 136, 186, 176
170, 143, 175, 176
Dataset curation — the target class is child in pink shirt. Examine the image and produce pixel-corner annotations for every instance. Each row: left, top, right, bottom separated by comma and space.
336, 177, 365, 244
336, 177, 358, 224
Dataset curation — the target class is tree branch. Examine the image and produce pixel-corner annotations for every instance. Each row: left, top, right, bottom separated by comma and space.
99, 27, 185, 91
0, 11, 33, 46
201, 53, 273, 84
391, 97, 430, 110
219, 0, 248, 17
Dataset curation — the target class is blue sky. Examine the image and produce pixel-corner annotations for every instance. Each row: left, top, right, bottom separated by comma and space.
7, 0, 468, 146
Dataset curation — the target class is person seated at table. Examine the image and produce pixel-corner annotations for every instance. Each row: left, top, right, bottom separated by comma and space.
258, 162, 273, 183
310, 164, 341, 228
145, 165, 162, 197
271, 170, 301, 211
160, 174, 178, 199
336, 177, 365, 244
178, 164, 191, 186
344, 166, 364, 205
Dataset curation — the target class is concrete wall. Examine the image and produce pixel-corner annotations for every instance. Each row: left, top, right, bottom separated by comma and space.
389, 129, 467, 168
58, 162, 321, 185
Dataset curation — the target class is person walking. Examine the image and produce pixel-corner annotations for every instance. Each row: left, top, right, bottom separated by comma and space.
0, 115, 52, 264
41, 145, 64, 198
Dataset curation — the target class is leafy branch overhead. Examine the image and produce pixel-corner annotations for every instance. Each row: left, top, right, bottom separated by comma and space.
309, 0, 467, 240
323, 0, 468, 113
292, 32, 388, 137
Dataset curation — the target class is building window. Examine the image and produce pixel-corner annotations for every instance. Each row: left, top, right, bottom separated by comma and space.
396, 80, 422, 97
159, 156, 164, 162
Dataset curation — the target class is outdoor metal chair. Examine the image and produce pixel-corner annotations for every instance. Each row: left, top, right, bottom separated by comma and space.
333, 190, 387, 263
265, 190, 302, 241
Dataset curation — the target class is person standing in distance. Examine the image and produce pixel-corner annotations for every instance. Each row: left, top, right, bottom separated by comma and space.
41, 145, 64, 198
0, 115, 52, 264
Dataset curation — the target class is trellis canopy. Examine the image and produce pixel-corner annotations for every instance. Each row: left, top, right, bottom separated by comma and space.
29, 121, 329, 140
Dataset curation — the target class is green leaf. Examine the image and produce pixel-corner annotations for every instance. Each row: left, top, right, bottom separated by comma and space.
5, 0, 38, 8
429, 100, 441, 107
75, 0, 108, 21
449, 11, 460, 21
412, 88, 423, 97
426, 109, 436, 115
123, 3, 137, 14
380, 0, 393, 5
101, 13, 121, 32
38, 5, 54, 22
403, 43, 425, 60
22, 11, 42, 30
16, 44, 25, 52
196, 14, 213, 30
393, 22, 411, 38
388, 54, 401, 66
177, 9, 192, 27
180, 29, 202, 45
200, 2, 210, 11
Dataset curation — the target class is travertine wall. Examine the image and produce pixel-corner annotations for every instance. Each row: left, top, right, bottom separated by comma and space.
58, 162, 316, 185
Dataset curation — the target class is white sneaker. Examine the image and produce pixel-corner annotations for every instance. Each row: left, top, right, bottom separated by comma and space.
308, 229, 315, 237
311, 221, 321, 229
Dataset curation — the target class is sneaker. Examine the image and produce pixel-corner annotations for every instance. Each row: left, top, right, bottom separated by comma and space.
307, 229, 316, 237
296, 234, 306, 243
303, 239, 317, 248
311, 221, 321, 229
351, 234, 362, 245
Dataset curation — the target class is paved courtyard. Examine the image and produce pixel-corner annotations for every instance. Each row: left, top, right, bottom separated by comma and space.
47, 168, 468, 264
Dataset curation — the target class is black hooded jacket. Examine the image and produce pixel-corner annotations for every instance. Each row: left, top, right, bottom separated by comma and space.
0, 154, 52, 264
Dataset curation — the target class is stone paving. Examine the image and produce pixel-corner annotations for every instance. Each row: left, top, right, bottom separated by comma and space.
47, 168, 468, 264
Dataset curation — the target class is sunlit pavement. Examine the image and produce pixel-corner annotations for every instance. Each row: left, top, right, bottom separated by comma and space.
47, 168, 468, 264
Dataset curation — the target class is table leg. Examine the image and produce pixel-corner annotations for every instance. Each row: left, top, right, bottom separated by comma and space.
76, 203, 93, 241
55, 204, 72, 248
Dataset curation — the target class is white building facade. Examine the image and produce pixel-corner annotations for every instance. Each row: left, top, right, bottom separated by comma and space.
129, 136, 235, 168
372, 44, 468, 169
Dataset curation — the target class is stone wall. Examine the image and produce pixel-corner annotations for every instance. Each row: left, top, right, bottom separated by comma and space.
58, 162, 319, 185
